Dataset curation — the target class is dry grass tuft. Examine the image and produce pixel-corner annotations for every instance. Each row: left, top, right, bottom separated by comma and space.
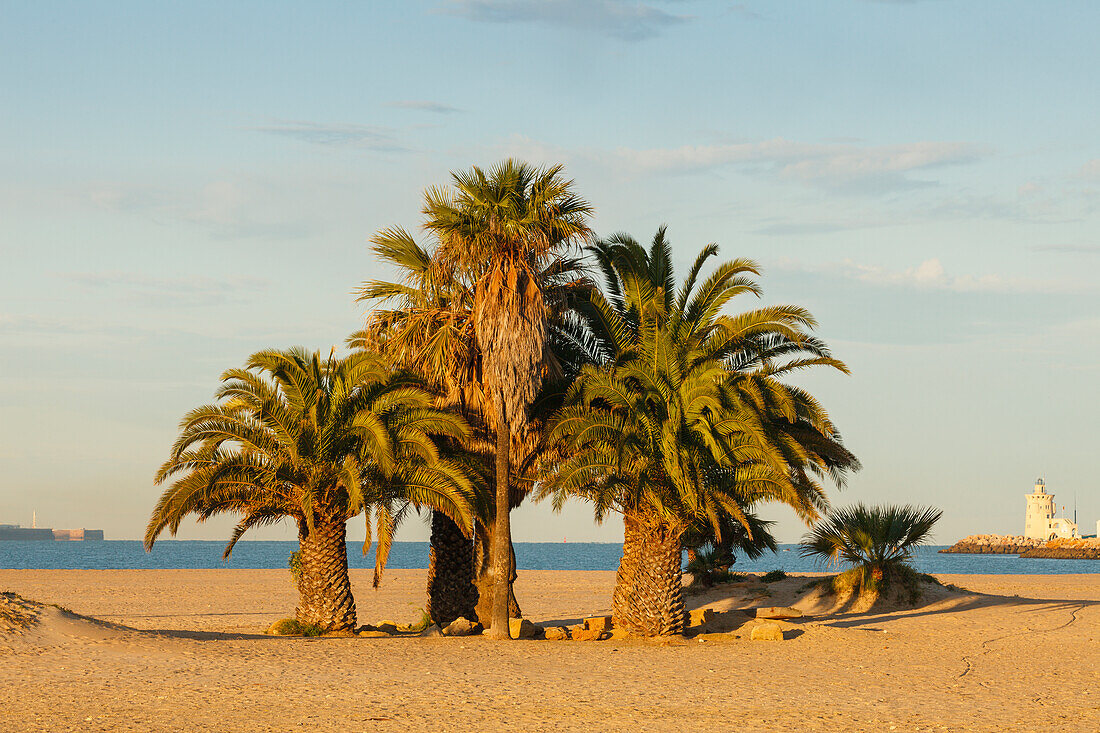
1, 592, 42, 634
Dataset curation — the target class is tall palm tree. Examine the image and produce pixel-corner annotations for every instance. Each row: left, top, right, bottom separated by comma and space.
542, 229, 858, 636
145, 348, 474, 632
351, 229, 488, 627
353, 188, 591, 628
405, 159, 592, 637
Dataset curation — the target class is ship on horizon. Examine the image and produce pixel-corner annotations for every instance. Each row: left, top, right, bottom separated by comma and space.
0, 518, 104, 541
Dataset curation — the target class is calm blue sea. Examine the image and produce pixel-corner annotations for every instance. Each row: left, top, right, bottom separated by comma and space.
1, 541, 1098, 574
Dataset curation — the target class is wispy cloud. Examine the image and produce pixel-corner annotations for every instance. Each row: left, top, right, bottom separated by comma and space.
754, 221, 862, 237
65, 272, 270, 307
248, 120, 405, 151
776, 257, 1070, 294
86, 179, 318, 240
438, 0, 690, 41
0, 313, 85, 336
489, 133, 987, 195
612, 138, 984, 191
728, 4, 764, 21
1032, 244, 1100, 255
1077, 159, 1100, 181
384, 100, 462, 114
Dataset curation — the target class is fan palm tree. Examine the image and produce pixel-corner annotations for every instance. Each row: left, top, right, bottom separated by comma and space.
409, 159, 593, 637
145, 348, 474, 632
542, 229, 858, 635
353, 217, 589, 628
799, 503, 943, 596
352, 229, 488, 627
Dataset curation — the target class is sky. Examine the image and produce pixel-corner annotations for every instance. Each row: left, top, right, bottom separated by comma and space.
1, 1, 1097, 547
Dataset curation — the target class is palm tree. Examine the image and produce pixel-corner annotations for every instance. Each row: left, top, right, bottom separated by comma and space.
351, 229, 489, 627
145, 348, 474, 632
682, 510, 778, 586
542, 229, 858, 636
353, 222, 590, 628
799, 503, 943, 599
410, 159, 593, 637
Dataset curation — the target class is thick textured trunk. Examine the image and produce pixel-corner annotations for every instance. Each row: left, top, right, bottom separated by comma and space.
474, 527, 520, 627
295, 517, 356, 632
426, 510, 479, 627
488, 418, 514, 638
612, 513, 687, 637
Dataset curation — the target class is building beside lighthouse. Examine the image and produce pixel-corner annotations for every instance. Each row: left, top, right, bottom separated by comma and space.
1024, 478, 1080, 540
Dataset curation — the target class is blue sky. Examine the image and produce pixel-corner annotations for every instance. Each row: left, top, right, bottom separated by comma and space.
1, 1, 1097, 546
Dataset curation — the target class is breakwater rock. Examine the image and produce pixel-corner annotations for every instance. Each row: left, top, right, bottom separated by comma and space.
940, 535, 1042, 554
1020, 539, 1100, 560
942, 535, 1100, 559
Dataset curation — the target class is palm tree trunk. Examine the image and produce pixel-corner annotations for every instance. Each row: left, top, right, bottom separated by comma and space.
487, 417, 513, 639
474, 526, 520, 627
295, 517, 356, 632
426, 510, 479, 627
612, 513, 687, 637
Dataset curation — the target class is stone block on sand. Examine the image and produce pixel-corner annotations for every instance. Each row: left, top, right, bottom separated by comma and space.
571, 627, 610, 641
689, 608, 716, 627
442, 617, 479, 637
750, 622, 784, 641
509, 618, 540, 639
543, 626, 569, 641
584, 615, 613, 632
754, 607, 803, 620
375, 621, 399, 634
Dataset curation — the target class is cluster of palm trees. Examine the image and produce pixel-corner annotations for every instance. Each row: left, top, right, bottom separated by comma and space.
146, 159, 860, 637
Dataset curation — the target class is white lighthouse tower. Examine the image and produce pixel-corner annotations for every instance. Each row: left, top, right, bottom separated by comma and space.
1024, 478, 1080, 540
1024, 479, 1054, 539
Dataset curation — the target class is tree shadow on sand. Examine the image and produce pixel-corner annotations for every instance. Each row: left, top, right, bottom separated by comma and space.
816, 590, 1099, 630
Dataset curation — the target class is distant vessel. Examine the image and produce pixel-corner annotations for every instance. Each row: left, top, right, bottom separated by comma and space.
0, 522, 104, 541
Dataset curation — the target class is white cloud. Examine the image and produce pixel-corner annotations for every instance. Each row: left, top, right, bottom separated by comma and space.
438, 0, 690, 41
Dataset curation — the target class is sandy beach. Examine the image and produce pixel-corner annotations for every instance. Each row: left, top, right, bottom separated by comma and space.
2, 569, 1097, 732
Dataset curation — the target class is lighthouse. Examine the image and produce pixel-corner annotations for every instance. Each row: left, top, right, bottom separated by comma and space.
1024, 479, 1080, 540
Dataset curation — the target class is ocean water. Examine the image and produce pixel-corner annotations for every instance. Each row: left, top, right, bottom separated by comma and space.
1, 541, 1099, 574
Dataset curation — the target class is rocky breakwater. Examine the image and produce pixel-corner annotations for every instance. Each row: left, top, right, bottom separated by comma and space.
1019, 538, 1100, 560
942, 535, 1100, 559
940, 535, 1043, 554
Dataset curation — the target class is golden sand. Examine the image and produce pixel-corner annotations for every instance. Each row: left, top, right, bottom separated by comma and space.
1, 569, 1097, 732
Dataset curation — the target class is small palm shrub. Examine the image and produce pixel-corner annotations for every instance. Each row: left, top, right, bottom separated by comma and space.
762, 570, 787, 583
800, 503, 942, 604
684, 548, 744, 588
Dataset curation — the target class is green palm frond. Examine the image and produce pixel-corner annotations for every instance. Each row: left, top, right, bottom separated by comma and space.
543, 228, 859, 551
147, 347, 478, 587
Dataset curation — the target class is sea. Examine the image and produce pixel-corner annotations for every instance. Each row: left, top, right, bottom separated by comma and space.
1, 541, 1098, 574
